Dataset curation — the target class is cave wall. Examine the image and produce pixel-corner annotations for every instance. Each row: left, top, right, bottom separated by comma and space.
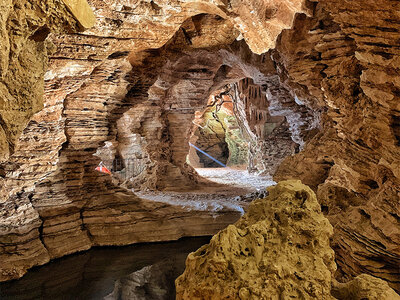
231, 78, 301, 175
113, 28, 315, 190
103, 12, 314, 191
0, 0, 94, 163
0, 0, 97, 281
273, 0, 400, 290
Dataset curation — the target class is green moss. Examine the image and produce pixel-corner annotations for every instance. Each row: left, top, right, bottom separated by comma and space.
193, 106, 248, 167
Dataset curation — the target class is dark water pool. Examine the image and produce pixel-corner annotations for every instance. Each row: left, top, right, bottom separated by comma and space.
0, 237, 210, 300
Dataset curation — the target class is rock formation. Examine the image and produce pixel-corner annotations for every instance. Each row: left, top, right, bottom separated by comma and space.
332, 274, 400, 300
0, 0, 94, 162
0, 0, 398, 295
188, 91, 248, 168
272, 0, 400, 290
176, 181, 400, 300
231, 79, 305, 175
105, 257, 186, 300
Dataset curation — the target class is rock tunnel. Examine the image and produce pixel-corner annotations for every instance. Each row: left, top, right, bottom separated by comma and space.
0, 0, 399, 299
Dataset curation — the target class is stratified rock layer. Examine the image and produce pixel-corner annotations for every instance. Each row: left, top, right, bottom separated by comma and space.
0, 0, 398, 292
2, 4, 310, 281
273, 0, 400, 290
176, 181, 337, 299
0, 0, 94, 162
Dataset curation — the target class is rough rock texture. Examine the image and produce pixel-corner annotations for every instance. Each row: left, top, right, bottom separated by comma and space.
93, 14, 315, 191
0, 0, 95, 281
273, 0, 400, 290
61, 0, 96, 29
176, 181, 400, 300
332, 274, 400, 300
176, 180, 337, 299
0, 0, 94, 162
188, 91, 248, 168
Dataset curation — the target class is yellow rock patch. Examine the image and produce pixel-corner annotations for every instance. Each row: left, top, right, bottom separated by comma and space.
62, 0, 96, 29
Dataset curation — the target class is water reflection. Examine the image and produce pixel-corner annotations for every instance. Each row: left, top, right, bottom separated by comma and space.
0, 237, 210, 300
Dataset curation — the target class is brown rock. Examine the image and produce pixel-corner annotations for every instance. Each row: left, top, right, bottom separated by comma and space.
0, 0, 93, 163
62, 0, 96, 29
0, 0, 398, 293
176, 181, 400, 299
176, 180, 337, 300
332, 274, 400, 300
273, 0, 400, 290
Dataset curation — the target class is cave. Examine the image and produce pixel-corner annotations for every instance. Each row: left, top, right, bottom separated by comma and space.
187, 89, 244, 169
0, 0, 399, 299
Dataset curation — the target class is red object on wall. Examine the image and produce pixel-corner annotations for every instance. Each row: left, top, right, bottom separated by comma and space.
95, 162, 111, 175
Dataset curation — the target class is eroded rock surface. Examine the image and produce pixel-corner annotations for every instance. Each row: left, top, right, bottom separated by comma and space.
0, 0, 398, 292
176, 180, 337, 299
332, 274, 400, 300
273, 0, 400, 290
0, 0, 94, 162
176, 181, 400, 300
1, 5, 304, 281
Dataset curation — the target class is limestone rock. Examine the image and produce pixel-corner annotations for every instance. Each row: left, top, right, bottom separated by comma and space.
0, 0, 399, 292
62, 0, 96, 29
176, 180, 337, 300
272, 0, 400, 290
1, 2, 316, 281
332, 274, 400, 300
0, 0, 93, 162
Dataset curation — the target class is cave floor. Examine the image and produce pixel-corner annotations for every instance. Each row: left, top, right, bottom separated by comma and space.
195, 167, 275, 190
136, 168, 275, 214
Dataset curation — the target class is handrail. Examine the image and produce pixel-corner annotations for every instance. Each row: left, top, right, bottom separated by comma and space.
189, 142, 227, 168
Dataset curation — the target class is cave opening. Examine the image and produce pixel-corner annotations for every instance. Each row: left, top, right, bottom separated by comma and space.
1, 0, 400, 298
187, 88, 248, 169
88, 11, 315, 193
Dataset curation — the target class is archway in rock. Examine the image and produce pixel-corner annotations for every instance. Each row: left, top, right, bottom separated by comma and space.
1, 9, 317, 282
95, 16, 318, 192
185, 79, 303, 190
188, 89, 248, 169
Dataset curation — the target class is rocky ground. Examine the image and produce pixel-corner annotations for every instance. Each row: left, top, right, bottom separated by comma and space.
137, 168, 275, 215
195, 168, 276, 191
